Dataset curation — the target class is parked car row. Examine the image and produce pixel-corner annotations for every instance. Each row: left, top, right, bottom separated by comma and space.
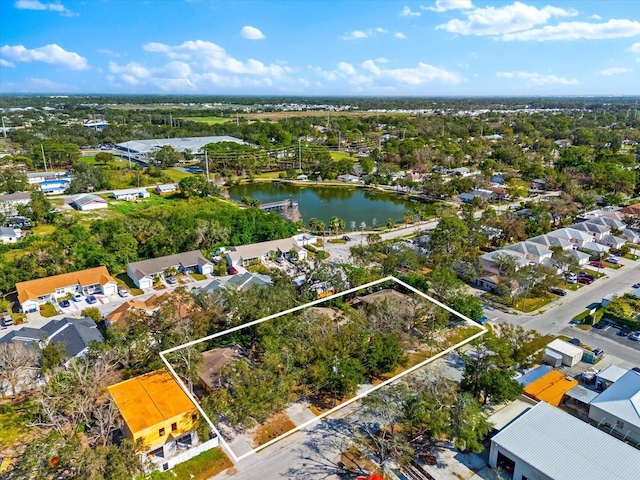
578, 271, 596, 285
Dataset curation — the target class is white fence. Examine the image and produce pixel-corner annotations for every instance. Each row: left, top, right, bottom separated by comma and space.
155, 436, 220, 471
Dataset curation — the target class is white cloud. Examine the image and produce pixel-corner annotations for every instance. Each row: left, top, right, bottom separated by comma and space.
401, 6, 421, 17
14, 0, 75, 16
423, 0, 474, 12
343, 30, 370, 40
97, 48, 120, 57
240, 26, 265, 40
142, 40, 292, 77
497, 71, 578, 85
337, 62, 357, 76
631, 42, 640, 52
109, 39, 300, 92
395, 32, 407, 39
0, 44, 88, 70
108, 61, 158, 82
600, 67, 630, 76
311, 60, 460, 90
590, 14, 602, 20
361, 59, 461, 85
342, 28, 388, 40
437, 2, 577, 36
0, 58, 15, 67
502, 18, 640, 41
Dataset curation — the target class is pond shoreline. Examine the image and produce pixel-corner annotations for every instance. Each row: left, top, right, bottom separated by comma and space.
227, 179, 436, 228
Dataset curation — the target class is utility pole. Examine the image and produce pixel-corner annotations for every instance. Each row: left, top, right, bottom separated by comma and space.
170, 113, 173, 128
205, 149, 210, 182
40, 144, 48, 172
1, 116, 6, 138
127, 144, 132, 170
298, 138, 302, 172
338, 132, 341, 152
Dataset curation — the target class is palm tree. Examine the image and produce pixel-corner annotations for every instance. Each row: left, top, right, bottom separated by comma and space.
329, 216, 345, 238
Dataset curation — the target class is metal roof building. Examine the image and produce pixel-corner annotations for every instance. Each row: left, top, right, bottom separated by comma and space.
589, 370, 640, 445
116, 135, 245, 155
489, 401, 640, 480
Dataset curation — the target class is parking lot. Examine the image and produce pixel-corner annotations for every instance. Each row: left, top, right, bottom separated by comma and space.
589, 321, 640, 353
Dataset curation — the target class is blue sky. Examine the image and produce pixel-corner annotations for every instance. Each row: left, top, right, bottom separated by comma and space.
1, 0, 639, 95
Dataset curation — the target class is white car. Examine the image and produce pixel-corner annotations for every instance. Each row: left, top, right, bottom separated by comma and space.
118, 288, 129, 297
72, 293, 84, 302
605, 257, 619, 264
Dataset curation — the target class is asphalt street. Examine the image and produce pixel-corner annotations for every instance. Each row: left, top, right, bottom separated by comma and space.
487, 258, 640, 365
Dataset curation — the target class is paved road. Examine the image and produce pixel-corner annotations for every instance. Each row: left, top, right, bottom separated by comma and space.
486, 258, 640, 364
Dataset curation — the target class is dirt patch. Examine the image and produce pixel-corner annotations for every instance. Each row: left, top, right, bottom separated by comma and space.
252, 411, 296, 447
340, 445, 380, 476
308, 392, 350, 415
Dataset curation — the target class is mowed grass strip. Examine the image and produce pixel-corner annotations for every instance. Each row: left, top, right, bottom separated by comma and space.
144, 448, 232, 480
179, 116, 230, 125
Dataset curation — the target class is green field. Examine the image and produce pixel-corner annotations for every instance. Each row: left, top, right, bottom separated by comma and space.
162, 168, 194, 182
180, 116, 229, 125
330, 151, 352, 161
109, 194, 178, 215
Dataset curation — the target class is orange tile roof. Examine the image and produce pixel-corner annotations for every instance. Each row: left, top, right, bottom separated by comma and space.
523, 370, 578, 407
619, 204, 640, 215
107, 369, 196, 435
16, 266, 116, 304
106, 294, 163, 325
535, 378, 579, 406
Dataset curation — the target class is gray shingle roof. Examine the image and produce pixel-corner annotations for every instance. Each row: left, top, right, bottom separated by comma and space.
127, 250, 210, 280
1, 317, 103, 358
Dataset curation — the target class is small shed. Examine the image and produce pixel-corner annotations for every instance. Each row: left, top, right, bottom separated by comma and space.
546, 339, 583, 367
543, 349, 563, 368
595, 365, 628, 391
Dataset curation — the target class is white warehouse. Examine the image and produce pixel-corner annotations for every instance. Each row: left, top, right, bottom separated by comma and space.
489, 401, 640, 480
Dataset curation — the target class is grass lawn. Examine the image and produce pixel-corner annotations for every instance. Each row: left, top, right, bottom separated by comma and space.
162, 168, 193, 182
327, 239, 346, 244
39, 303, 58, 317
513, 294, 554, 313
329, 151, 351, 161
32, 225, 56, 235
144, 447, 232, 480
190, 272, 207, 281
255, 171, 285, 179
110, 194, 176, 215
81, 155, 97, 164
572, 309, 592, 322
179, 116, 229, 125
564, 283, 582, 291
115, 273, 144, 296
0, 402, 37, 453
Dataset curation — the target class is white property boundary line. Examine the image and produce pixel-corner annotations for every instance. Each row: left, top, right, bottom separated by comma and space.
159, 275, 487, 464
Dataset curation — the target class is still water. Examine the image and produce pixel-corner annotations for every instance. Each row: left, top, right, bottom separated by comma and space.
228, 182, 424, 229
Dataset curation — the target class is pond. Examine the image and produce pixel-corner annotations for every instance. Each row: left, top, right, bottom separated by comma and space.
228, 182, 431, 229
